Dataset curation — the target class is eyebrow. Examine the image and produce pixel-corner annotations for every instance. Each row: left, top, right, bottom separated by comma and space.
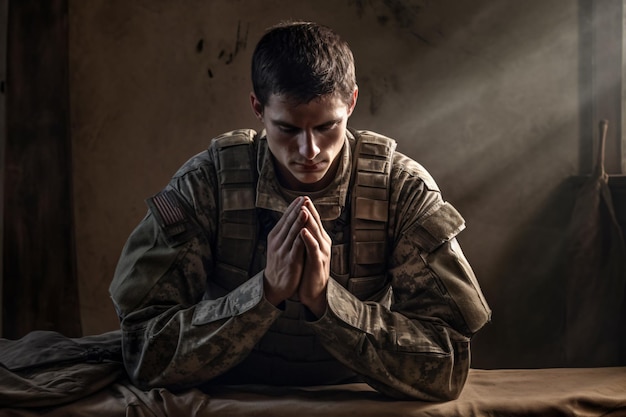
270, 118, 342, 130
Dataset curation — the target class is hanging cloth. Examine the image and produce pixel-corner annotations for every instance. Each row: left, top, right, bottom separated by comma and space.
564, 120, 626, 366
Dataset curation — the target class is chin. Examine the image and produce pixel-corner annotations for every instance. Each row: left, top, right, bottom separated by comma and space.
284, 173, 319, 189
299, 173, 326, 184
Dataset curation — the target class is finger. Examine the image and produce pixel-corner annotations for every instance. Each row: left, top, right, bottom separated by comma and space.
276, 196, 304, 229
293, 230, 306, 255
286, 209, 308, 251
300, 206, 322, 240
270, 197, 305, 243
300, 204, 331, 248
300, 227, 320, 255
302, 197, 323, 228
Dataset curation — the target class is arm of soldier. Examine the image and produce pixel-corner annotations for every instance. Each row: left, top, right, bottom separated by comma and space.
110, 172, 282, 390
308, 237, 487, 401
111, 212, 283, 390
306, 191, 491, 401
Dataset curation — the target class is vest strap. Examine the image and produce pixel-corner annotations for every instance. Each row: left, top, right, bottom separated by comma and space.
350, 131, 396, 281
212, 129, 258, 279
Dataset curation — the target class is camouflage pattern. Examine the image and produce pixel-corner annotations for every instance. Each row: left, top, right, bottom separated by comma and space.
109, 129, 491, 401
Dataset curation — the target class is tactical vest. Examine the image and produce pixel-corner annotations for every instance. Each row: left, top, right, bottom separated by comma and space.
209, 129, 396, 298
207, 128, 396, 385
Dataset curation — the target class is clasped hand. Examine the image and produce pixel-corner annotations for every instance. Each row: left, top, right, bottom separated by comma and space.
264, 196, 331, 317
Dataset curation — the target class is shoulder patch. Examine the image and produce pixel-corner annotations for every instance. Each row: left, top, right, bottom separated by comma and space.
409, 201, 466, 253
146, 188, 200, 247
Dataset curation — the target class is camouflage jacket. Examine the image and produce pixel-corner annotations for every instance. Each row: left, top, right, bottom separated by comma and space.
109, 129, 491, 401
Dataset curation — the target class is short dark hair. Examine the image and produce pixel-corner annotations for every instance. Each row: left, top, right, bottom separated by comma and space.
251, 21, 356, 108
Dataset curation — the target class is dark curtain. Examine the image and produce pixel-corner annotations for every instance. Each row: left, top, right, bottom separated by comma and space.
3, 0, 81, 338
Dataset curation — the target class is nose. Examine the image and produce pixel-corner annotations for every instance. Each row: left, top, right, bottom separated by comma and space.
298, 131, 320, 161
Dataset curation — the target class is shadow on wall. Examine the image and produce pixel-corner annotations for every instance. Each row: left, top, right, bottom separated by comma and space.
473, 169, 626, 369
472, 178, 576, 369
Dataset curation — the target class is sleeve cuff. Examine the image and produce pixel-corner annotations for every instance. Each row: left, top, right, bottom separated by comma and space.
192, 271, 280, 325
307, 277, 365, 331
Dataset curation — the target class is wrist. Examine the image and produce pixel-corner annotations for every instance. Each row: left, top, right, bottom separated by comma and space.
302, 292, 327, 318
263, 272, 285, 306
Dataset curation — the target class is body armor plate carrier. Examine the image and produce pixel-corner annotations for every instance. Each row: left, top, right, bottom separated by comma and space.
210, 129, 396, 302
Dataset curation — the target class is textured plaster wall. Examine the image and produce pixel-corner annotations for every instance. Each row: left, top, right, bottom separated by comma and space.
70, 0, 582, 368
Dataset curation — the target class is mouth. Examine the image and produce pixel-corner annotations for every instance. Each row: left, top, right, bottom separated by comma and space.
294, 161, 326, 172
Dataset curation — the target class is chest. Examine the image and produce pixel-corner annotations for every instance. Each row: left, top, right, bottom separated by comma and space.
208, 208, 388, 301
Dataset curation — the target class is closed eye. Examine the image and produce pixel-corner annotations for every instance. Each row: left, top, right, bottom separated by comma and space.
272, 120, 300, 134
278, 125, 299, 134
316, 120, 340, 132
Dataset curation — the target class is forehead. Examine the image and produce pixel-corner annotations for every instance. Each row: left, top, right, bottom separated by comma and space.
264, 93, 348, 118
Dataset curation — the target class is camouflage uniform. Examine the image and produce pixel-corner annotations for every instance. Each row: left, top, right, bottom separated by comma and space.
109, 129, 491, 401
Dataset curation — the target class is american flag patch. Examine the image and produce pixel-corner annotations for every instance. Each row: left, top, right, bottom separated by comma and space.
146, 189, 197, 245
151, 190, 185, 226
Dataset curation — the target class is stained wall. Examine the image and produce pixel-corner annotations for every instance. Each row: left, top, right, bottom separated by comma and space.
70, 0, 585, 368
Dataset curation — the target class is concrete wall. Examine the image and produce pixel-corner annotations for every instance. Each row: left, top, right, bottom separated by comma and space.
69, 0, 585, 368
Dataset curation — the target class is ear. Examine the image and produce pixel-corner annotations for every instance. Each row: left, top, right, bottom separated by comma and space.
250, 93, 264, 121
346, 87, 358, 117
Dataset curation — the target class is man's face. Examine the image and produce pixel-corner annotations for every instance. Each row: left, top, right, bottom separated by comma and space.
251, 91, 357, 192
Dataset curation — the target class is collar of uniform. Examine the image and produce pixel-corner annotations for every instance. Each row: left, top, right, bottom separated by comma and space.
255, 130, 353, 221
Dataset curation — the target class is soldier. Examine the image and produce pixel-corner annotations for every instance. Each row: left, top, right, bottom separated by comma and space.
109, 21, 491, 401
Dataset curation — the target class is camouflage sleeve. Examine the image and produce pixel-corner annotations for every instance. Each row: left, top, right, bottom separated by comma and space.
109, 153, 282, 390
307, 154, 491, 401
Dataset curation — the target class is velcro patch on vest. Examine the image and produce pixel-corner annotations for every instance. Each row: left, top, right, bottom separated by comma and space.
357, 171, 389, 188
360, 141, 392, 157
221, 188, 256, 211
354, 241, 386, 264
357, 158, 388, 173
354, 197, 388, 222
146, 189, 199, 247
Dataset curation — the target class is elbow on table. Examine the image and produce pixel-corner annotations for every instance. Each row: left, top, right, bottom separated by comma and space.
124, 355, 194, 392
386, 346, 470, 401
366, 361, 468, 402
119, 330, 177, 391
122, 349, 166, 390
413, 366, 468, 402
429, 344, 471, 402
